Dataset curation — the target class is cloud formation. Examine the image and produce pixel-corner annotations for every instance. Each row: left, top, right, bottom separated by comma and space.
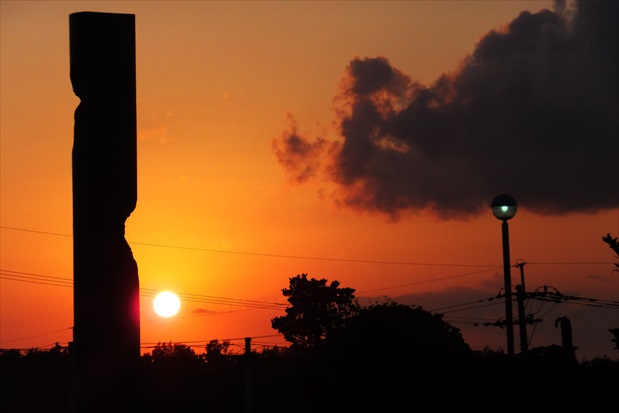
192, 307, 217, 315
273, 0, 618, 220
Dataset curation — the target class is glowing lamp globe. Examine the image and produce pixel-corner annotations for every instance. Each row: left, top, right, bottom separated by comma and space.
491, 194, 517, 221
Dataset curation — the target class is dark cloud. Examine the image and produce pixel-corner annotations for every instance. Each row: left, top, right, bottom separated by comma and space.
272, 116, 336, 184
273, 0, 618, 220
192, 307, 217, 315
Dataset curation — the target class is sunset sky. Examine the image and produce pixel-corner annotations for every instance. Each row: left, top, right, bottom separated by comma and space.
1, 0, 618, 360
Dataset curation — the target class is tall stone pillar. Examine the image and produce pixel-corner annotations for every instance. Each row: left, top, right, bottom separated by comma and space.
70, 12, 140, 411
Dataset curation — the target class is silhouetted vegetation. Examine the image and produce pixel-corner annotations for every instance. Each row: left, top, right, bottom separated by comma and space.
602, 234, 619, 353
1, 275, 618, 412
271, 273, 359, 348
603, 233, 619, 272
0, 344, 75, 412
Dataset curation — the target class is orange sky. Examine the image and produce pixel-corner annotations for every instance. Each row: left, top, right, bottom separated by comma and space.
1, 0, 618, 360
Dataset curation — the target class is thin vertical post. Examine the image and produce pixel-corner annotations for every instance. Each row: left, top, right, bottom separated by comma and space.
516, 262, 528, 353
502, 220, 515, 356
516, 285, 528, 353
518, 261, 526, 292
245, 337, 253, 413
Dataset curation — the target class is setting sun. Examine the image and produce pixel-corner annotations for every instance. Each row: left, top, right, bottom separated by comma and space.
153, 291, 181, 318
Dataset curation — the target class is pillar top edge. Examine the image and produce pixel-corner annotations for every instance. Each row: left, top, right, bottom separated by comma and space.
70, 11, 135, 18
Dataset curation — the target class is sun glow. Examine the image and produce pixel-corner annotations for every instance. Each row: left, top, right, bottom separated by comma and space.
153, 291, 181, 318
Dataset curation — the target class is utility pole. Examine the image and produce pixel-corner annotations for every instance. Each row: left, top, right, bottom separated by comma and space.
515, 285, 528, 353
515, 261, 529, 353
245, 337, 253, 413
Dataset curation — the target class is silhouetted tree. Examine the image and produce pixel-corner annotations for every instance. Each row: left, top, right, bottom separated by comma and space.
205, 339, 230, 363
602, 234, 618, 353
327, 300, 471, 361
24, 343, 70, 361
602, 233, 619, 271
310, 300, 472, 412
271, 273, 359, 348
609, 328, 619, 350
258, 345, 286, 359
0, 349, 22, 361
148, 341, 197, 363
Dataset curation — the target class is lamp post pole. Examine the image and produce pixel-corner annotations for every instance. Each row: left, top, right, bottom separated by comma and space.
491, 194, 517, 357
501, 219, 515, 356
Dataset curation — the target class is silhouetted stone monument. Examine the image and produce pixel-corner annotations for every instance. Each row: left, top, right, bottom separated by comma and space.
70, 12, 139, 411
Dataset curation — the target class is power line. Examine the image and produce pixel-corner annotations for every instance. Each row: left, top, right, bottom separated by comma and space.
1, 269, 287, 311
0, 270, 73, 288
0, 225, 502, 267
1, 265, 507, 308
0, 226, 72, 238
435, 300, 504, 315
358, 267, 501, 294
526, 261, 614, 266
142, 288, 286, 311
0, 327, 73, 345
529, 291, 619, 309
445, 316, 499, 325
428, 296, 502, 313
4, 223, 617, 355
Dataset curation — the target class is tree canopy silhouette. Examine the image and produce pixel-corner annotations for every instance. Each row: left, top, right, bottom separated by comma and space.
301, 299, 473, 411
271, 273, 359, 348
602, 234, 618, 352
326, 299, 471, 364
602, 233, 618, 271
146, 341, 197, 363
204, 339, 230, 363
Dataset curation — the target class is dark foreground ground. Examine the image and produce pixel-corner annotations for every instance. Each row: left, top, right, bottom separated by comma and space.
1, 347, 618, 413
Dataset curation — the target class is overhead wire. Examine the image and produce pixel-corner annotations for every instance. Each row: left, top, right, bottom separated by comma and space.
357, 267, 502, 295
433, 299, 505, 315
0, 225, 502, 268
3, 224, 617, 352
0, 327, 73, 345
429, 296, 501, 313
1, 268, 287, 311
0, 270, 73, 288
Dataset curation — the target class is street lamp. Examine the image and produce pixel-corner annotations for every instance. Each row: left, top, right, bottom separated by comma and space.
491, 194, 517, 356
